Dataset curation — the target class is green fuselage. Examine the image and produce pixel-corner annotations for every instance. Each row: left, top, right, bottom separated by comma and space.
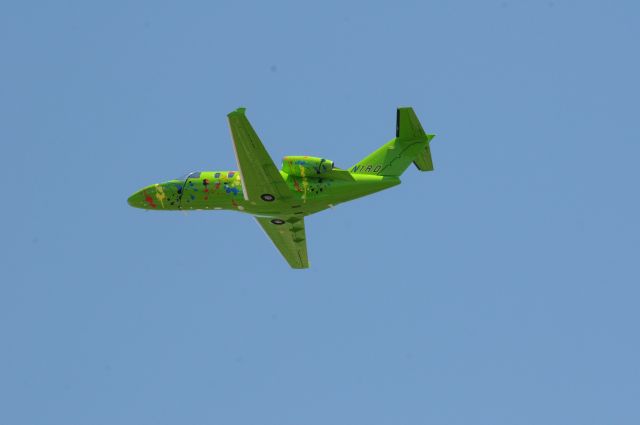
128, 169, 400, 216
127, 106, 435, 269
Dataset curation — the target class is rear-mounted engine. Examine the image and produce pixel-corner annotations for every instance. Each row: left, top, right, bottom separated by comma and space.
281, 156, 334, 177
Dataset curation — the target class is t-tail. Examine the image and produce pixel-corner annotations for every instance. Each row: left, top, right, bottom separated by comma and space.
350, 107, 436, 177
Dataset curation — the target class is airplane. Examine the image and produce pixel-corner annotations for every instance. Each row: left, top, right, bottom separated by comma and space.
128, 107, 437, 268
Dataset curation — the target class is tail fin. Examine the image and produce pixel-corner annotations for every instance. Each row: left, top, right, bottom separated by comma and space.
350, 107, 436, 176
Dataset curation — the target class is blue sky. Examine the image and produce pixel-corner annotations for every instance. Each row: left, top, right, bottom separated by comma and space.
1, 1, 639, 424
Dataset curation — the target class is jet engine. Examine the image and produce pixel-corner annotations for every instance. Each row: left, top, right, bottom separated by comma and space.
282, 156, 334, 177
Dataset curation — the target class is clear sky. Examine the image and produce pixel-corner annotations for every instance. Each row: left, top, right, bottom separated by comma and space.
1, 1, 639, 424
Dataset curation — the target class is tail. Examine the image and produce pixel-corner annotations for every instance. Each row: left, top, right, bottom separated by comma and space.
350, 107, 436, 177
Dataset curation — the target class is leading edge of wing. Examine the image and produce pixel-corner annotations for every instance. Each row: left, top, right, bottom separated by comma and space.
227, 108, 290, 202
255, 216, 309, 269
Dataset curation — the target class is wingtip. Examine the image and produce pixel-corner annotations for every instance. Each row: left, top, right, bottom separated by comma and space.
227, 107, 247, 118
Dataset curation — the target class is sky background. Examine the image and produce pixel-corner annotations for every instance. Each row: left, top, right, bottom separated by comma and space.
1, 1, 639, 424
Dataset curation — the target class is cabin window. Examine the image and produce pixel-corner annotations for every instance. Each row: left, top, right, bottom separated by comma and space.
228, 171, 235, 178
214, 172, 221, 178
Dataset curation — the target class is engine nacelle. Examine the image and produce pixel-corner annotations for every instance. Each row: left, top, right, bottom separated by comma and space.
282, 156, 334, 177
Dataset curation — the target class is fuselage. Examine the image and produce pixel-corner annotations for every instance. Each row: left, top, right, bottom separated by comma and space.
128, 169, 400, 216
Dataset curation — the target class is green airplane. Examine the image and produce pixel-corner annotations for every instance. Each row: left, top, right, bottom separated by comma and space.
128, 107, 436, 268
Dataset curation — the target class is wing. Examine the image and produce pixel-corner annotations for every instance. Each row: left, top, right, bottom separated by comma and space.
227, 108, 291, 202
255, 216, 309, 269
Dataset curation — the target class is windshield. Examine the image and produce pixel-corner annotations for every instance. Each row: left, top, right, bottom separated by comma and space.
174, 171, 201, 181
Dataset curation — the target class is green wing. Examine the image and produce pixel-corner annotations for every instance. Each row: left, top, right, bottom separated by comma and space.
227, 108, 290, 202
255, 216, 309, 269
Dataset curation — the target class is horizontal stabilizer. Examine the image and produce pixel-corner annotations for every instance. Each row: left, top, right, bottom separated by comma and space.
397, 107, 427, 140
413, 134, 436, 171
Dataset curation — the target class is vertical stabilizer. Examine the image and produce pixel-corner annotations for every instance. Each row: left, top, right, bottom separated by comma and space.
350, 107, 436, 176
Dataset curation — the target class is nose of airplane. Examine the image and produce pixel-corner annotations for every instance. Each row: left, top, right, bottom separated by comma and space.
128, 182, 180, 209
127, 188, 151, 209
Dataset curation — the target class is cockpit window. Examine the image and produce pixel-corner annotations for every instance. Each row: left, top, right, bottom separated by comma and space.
175, 171, 201, 180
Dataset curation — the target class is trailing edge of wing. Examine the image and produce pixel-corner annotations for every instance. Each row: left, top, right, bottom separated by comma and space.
255, 216, 309, 269
227, 108, 290, 202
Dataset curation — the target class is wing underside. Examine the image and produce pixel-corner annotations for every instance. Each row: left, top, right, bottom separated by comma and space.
255, 216, 309, 269
227, 108, 290, 202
